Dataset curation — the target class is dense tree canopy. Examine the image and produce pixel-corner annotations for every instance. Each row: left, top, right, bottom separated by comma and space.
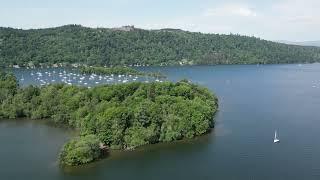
80, 66, 165, 78
1, 25, 320, 67
0, 71, 218, 165
59, 134, 102, 166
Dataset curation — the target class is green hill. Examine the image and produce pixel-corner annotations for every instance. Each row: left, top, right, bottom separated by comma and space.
1, 24, 320, 67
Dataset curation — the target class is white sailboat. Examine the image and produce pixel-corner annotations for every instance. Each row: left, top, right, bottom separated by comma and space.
274, 130, 280, 143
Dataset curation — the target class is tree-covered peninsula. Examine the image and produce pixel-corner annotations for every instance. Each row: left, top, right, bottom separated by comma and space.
0, 71, 218, 166
1, 25, 320, 67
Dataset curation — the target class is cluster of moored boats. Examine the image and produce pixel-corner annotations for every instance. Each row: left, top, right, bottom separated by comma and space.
21, 69, 163, 87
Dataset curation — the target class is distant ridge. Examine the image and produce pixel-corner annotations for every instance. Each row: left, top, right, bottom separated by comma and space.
1, 24, 320, 67
277, 40, 320, 47
159, 28, 184, 32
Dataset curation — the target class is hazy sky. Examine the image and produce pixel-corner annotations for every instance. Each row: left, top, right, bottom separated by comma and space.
1, 0, 319, 41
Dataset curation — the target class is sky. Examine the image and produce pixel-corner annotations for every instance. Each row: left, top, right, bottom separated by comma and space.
1, 0, 319, 41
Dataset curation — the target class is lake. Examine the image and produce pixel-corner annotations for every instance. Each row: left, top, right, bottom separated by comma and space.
2, 64, 320, 180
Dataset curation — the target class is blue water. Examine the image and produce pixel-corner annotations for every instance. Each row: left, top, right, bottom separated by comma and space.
2, 64, 320, 180
11, 67, 163, 88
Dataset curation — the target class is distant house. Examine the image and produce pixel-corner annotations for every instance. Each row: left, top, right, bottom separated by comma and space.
28, 61, 36, 68
112, 25, 135, 31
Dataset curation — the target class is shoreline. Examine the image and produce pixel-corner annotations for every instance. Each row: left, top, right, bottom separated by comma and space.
3, 62, 320, 69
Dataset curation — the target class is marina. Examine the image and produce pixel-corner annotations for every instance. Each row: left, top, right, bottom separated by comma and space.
13, 67, 165, 87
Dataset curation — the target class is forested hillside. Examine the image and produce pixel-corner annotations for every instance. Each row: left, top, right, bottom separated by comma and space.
1, 24, 320, 67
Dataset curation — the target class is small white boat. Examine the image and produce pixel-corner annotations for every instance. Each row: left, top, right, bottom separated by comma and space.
274, 130, 280, 143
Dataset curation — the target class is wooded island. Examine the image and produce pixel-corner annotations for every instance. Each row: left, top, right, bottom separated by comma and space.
0, 71, 218, 166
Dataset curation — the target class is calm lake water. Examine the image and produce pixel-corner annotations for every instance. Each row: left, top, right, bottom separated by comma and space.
2, 64, 320, 180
